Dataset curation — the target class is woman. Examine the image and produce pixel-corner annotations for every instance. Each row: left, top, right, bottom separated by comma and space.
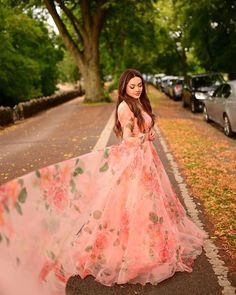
0, 69, 206, 295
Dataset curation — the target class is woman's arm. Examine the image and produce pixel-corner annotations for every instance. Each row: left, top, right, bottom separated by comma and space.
117, 102, 147, 145
147, 128, 156, 141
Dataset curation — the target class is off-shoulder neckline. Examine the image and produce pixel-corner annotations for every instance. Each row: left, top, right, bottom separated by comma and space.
119, 100, 145, 112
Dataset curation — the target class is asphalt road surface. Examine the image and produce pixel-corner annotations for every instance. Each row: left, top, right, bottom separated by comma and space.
0, 95, 234, 295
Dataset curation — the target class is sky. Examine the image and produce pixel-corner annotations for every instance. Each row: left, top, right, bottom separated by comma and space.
47, 14, 59, 34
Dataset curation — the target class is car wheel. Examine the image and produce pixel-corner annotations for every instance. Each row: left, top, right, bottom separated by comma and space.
203, 106, 211, 122
223, 115, 233, 137
191, 100, 197, 113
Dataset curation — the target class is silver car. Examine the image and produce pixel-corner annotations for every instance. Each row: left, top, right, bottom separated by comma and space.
203, 81, 236, 137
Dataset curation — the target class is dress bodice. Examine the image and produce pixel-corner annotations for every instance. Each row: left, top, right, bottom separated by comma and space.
117, 101, 152, 143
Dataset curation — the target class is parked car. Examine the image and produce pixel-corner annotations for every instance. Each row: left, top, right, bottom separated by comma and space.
168, 77, 184, 101
160, 76, 178, 96
203, 81, 236, 137
182, 73, 224, 113
154, 73, 165, 90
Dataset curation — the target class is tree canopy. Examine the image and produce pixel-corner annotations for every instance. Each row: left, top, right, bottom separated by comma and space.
0, 1, 62, 106
1, 0, 235, 106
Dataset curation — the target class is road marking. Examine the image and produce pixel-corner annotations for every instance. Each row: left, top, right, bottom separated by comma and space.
92, 110, 115, 151
154, 125, 235, 295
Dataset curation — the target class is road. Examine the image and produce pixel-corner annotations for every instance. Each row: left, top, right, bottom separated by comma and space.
0, 91, 235, 295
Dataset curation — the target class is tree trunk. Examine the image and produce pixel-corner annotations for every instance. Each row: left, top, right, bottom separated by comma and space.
43, 0, 107, 102
181, 48, 187, 77
81, 55, 104, 102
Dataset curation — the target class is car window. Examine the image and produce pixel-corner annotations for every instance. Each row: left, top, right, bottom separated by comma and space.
212, 84, 225, 97
177, 79, 184, 85
221, 84, 231, 98
192, 74, 223, 88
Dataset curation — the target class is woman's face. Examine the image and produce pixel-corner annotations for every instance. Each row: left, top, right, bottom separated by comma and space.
126, 76, 143, 99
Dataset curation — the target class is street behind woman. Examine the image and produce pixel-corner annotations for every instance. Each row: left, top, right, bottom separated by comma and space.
0, 69, 206, 295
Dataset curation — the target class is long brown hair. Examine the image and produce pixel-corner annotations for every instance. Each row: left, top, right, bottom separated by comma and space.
114, 68, 155, 137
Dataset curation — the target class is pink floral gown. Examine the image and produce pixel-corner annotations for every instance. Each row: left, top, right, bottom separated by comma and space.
0, 101, 206, 295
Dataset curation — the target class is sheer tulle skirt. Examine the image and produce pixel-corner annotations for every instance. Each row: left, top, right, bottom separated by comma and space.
0, 141, 206, 294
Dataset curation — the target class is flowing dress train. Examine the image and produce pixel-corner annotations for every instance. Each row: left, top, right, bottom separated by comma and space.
0, 101, 206, 295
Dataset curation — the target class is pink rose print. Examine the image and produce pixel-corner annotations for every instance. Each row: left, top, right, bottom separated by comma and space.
39, 261, 67, 283
59, 164, 71, 186
40, 167, 54, 190
39, 260, 55, 282
90, 233, 108, 258
130, 154, 142, 170
94, 233, 107, 250
47, 186, 68, 212
120, 210, 129, 238
0, 205, 4, 226
5, 180, 21, 205
160, 245, 169, 263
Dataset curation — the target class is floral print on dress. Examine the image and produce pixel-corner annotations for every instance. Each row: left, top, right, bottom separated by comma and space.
0, 100, 206, 295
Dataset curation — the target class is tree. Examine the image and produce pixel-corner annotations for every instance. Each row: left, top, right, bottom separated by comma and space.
57, 49, 80, 83
42, 0, 109, 102
100, 1, 159, 79
175, 0, 236, 77
0, 2, 62, 106
151, 0, 195, 76
14, 1, 158, 102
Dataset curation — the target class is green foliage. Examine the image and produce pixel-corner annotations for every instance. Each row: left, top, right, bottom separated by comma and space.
175, 0, 236, 76
100, 1, 159, 78
0, 3, 62, 106
1, 0, 235, 106
57, 49, 80, 83
101, 0, 235, 78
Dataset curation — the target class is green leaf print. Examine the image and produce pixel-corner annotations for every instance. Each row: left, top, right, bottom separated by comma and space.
85, 246, 92, 252
73, 167, 84, 176
104, 149, 109, 159
35, 170, 41, 178
99, 162, 109, 172
126, 122, 133, 131
60, 264, 65, 275
19, 179, 24, 186
5, 235, 10, 246
3, 203, 10, 214
149, 212, 159, 224
93, 210, 102, 219
16, 257, 21, 266
18, 188, 27, 203
48, 251, 56, 260
70, 179, 76, 193
15, 202, 23, 215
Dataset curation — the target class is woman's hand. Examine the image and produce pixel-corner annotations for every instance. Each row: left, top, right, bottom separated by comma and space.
148, 129, 156, 141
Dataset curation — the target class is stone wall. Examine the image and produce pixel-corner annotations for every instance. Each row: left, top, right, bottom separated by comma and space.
0, 88, 84, 126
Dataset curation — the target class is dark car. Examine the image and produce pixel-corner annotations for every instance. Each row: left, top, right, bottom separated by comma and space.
182, 73, 224, 113
203, 81, 236, 137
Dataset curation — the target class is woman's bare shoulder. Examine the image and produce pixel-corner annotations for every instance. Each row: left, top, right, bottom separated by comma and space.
118, 101, 131, 113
